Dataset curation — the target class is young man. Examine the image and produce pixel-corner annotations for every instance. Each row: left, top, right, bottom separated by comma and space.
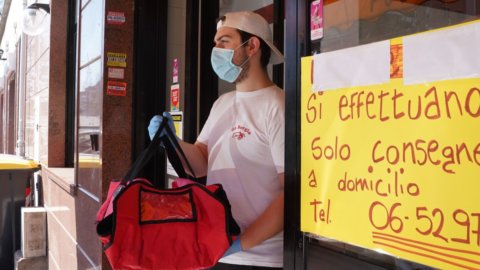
149, 11, 285, 269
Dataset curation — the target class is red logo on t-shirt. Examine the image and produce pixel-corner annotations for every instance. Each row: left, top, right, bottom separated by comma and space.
231, 125, 251, 140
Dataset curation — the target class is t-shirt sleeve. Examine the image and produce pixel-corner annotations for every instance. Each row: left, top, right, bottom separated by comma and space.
197, 117, 211, 145
197, 98, 220, 145
267, 96, 285, 174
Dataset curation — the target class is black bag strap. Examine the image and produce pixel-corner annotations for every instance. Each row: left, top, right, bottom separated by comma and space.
122, 116, 204, 185
162, 120, 203, 183
122, 118, 168, 183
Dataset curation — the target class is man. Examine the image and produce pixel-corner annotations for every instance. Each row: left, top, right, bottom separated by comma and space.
149, 11, 285, 269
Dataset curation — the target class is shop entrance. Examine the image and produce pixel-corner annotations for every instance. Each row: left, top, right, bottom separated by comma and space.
133, 0, 284, 187
134, 1, 479, 269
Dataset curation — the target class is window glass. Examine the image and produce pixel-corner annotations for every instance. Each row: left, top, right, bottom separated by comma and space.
81, 0, 90, 9
78, 59, 102, 154
77, 58, 102, 193
307, 1, 479, 269
318, 1, 478, 53
77, 0, 103, 195
80, 0, 103, 66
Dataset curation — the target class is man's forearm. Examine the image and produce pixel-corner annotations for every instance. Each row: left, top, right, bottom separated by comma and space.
239, 191, 284, 250
176, 140, 208, 177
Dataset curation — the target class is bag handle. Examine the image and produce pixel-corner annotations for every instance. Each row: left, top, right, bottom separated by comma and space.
122, 116, 203, 184
162, 120, 202, 183
122, 118, 168, 183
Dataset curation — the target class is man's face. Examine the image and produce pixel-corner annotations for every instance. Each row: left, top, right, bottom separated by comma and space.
213, 27, 250, 82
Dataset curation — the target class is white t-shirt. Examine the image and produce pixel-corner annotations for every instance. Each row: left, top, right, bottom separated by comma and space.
197, 85, 285, 267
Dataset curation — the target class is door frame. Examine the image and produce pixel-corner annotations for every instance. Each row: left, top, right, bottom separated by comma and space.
133, 0, 168, 186
284, 0, 306, 268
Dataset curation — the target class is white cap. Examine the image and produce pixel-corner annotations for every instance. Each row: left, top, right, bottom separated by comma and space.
217, 11, 284, 65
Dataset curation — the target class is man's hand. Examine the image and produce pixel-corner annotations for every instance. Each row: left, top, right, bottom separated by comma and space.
222, 238, 243, 258
147, 112, 177, 141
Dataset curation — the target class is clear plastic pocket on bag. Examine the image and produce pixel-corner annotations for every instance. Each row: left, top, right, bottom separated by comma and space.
140, 187, 197, 224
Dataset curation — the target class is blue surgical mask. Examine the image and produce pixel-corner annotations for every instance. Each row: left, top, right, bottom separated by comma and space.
211, 40, 250, 83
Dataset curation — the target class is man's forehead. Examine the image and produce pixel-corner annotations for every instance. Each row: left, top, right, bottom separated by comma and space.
214, 27, 240, 40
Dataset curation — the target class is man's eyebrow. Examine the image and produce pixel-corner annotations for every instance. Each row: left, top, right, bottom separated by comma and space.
214, 34, 232, 42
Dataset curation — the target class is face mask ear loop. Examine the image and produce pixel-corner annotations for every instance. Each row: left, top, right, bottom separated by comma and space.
237, 54, 251, 68
234, 38, 252, 68
234, 38, 251, 51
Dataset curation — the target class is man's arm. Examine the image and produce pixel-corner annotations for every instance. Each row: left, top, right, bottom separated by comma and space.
239, 173, 284, 249
176, 140, 209, 177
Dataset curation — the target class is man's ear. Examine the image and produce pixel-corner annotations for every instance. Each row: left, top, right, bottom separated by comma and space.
247, 36, 261, 57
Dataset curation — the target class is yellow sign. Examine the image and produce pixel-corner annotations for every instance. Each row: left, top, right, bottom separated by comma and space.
107, 52, 127, 67
171, 112, 183, 139
301, 48, 480, 269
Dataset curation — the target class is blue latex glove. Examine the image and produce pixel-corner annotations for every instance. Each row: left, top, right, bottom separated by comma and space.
147, 112, 177, 141
222, 238, 243, 258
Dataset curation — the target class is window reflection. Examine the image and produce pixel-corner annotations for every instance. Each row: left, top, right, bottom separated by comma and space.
320, 0, 478, 53
80, 0, 103, 66
78, 59, 102, 155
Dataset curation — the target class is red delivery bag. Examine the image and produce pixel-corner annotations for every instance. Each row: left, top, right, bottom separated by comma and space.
96, 118, 240, 269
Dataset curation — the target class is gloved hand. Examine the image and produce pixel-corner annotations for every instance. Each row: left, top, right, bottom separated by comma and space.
147, 111, 177, 141
222, 238, 243, 258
